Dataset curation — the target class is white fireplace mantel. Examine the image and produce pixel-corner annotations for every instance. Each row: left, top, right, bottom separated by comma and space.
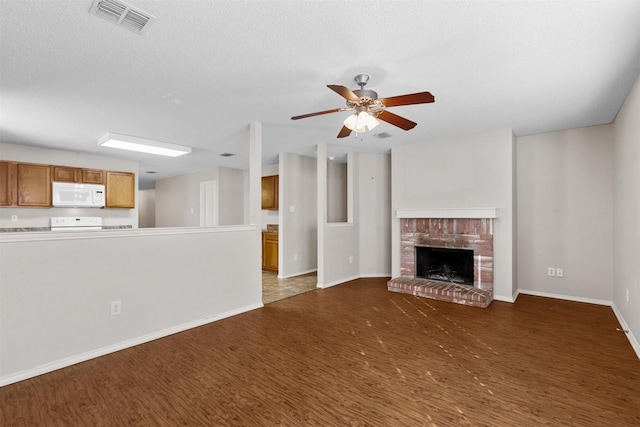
395, 208, 498, 219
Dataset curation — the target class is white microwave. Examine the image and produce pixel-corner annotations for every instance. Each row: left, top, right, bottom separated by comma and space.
52, 182, 105, 207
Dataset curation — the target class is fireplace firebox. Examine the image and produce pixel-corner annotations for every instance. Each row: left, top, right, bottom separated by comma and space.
415, 246, 474, 286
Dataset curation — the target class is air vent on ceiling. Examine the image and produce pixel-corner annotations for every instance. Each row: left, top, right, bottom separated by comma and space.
374, 132, 392, 139
89, 0, 156, 35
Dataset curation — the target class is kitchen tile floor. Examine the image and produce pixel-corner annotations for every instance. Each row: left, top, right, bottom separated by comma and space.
262, 271, 318, 304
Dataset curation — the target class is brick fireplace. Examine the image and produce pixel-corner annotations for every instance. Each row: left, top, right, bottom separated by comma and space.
388, 215, 495, 308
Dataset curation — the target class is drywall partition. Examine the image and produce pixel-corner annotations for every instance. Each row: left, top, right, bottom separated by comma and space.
613, 73, 640, 357
358, 153, 391, 277
327, 161, 347, 223
218, 166, 247, 225
317, 146, 359, 287
391, 129, 516, 301
517, 125, 614, 303
0, 142, 139, 229
279, 153, 317, 278
0, 227, 262, 386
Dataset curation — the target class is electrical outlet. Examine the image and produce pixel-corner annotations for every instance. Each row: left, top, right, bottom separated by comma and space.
627, 288, 630, 303
11, 215, 18, 222
349, 255, 353, 264
556, 268, 564, 278
293, 254, 298, 261
111, 301, 122, 316
547, 267, 555, 277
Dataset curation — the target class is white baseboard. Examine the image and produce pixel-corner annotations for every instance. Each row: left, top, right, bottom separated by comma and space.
494, 289, 519, 303
278, 268, 317, 279
518, 289, 612, 306
611, 302, 640, 360
359, 273, 391, 278
0, 302, 264, 387
318, 274, 361, 289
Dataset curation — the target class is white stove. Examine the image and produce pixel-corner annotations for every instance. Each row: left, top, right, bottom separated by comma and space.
50, 217, 103, 231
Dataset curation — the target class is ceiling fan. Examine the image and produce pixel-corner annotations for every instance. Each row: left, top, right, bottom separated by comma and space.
291, 74, 435, 138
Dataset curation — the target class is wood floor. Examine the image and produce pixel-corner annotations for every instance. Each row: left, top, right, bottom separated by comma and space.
1, 278, 639, 426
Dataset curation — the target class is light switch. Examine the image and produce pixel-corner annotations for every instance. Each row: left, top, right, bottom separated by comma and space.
289, 206, 295, 213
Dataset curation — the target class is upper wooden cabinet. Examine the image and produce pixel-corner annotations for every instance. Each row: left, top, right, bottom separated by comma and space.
52, 166, 105, 184
81, 169, 105, 184
17, 163, 51, 207
1, 161, 134, 209
105, 171, 135, 208
0, 161, 17, 207
51, 166, 80, 183
261, 175, 278, 210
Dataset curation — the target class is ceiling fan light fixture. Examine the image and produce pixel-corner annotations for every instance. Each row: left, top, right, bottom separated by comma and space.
343, 111, 379, 133
98, 132, 191, 157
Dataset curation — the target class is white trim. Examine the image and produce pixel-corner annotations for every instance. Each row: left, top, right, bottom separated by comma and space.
494, 289, 519, 303
326, 222, 355, 228
278, 268, 317, 279
395, 207, 498, 219
518, 289, 612, 306
360, 273, 391, 278
0, 302, 264, 387
317, 274, 360, 289
0, 225, 257, 243
611, 303, 640, 360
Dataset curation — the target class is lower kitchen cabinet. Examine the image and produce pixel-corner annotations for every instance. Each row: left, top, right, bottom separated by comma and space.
262, 231, 278, 272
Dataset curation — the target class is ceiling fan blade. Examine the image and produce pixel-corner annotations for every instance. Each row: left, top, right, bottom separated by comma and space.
380, 91, 435, 108
291, 108, 342, 120
377, 110, 417, 131
337, 126, 352, 138
327, 85, 360, 102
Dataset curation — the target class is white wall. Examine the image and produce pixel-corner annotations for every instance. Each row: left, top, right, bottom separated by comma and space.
0, 142, 139, 229
0, 227, 262, 385
327, 161, 347, 223
358, 153, 391, 277
138, 189, 156, 228
155, 166, 247, 227
391, 129, 516, 301
517, 125, 614, 302
156, 168, 216, 227
218, 167, 247, 226
613, 73, 640, 356
280, 153, 317, 278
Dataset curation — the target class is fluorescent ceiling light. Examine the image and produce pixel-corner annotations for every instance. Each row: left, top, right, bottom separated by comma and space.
98, 132, 191, 157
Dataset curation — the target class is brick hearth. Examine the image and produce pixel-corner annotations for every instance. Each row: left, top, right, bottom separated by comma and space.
388, 218, 494, 308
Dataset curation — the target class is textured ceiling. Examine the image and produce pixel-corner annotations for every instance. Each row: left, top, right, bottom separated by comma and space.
1, 0, 640, 188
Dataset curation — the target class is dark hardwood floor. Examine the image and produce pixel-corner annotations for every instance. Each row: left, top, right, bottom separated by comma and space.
1, 278, 639, 426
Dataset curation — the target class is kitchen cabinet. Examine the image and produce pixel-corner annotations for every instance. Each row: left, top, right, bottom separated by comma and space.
17, 163, 51, 207
262, 231, 278, 272
52, 166, 105, 185
0, 161, 17, 206
105, 171, 135, 208
261, 175, 278, 210
52, 166, 80, 183
81, 169, 105, 184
